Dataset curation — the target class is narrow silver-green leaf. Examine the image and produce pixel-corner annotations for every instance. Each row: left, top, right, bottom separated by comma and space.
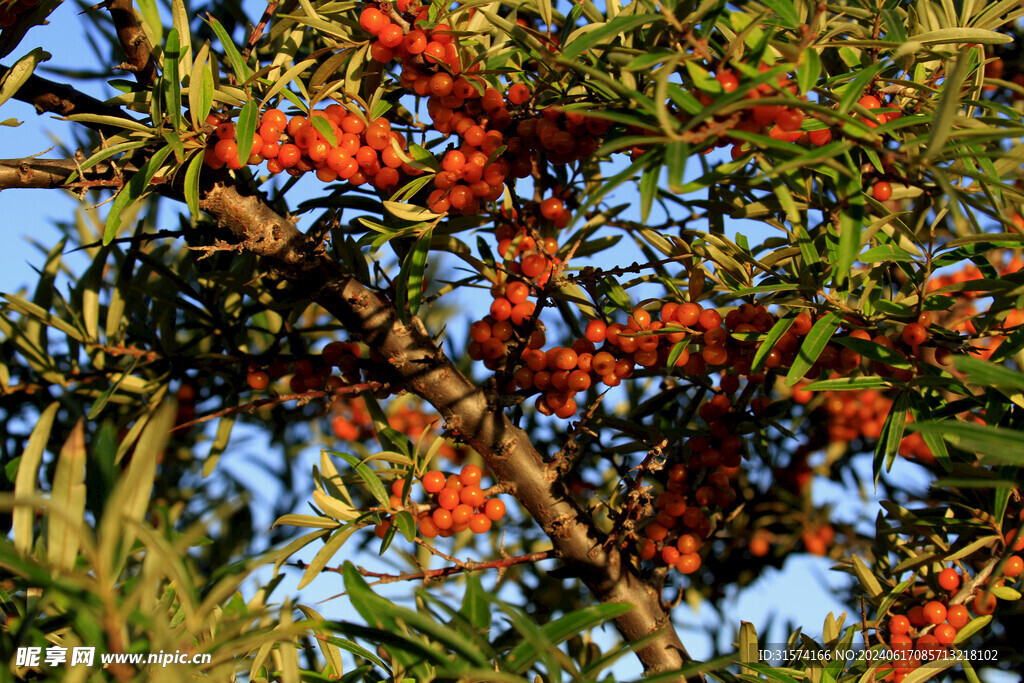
104, 146, 173, 244
47, 420, 87, 572
785, 311, 842, 386
163, 29, 182, 130
0, 47, 50, 108
13, 402, 60, 554
235, 98, 258, 165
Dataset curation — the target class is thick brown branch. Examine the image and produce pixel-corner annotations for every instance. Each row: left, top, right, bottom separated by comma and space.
197, 183, 692, 675
0, 64, 140, 136
107, 0, 158, 87
0, 158, 122, 190
0, 74, 692, 670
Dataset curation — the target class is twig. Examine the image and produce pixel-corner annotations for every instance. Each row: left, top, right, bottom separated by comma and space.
241, 1, 281, 61
171, 381, 383, 431
359, 550, 555, 585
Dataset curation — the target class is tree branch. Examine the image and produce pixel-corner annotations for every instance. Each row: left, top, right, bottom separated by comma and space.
0, 157, 131, 191
0, 72, 693, 674
197, 182, 692, 675
107, 0, 158, 87
0, 64, 141, 136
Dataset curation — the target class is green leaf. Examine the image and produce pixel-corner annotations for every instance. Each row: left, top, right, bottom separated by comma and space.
561, 14, 662, 60
183, 149, 204, 218
298, 525, 358, 589
460, 574, 490, 632
835, 164, 864, 288
13, 402, 59, 554
665, 141, 688, 192
639, 161, 659, 223
103, 146, 173, 245
911, 27, 1013, 47
954, 355, 1024, 391
761, 0, 800, 29
990, 583, 1022, 600
750, 313, 794, 373
48, 420, 87, 572
909, 421, 1024, 464
163, 29, 182, 130
800, 375, 889, 391
797, 47, 821, 95
738, 621, 759, 674
392, 510, 416, 542
384, 200, 443, 223
189, 41, 213, 129
206, 15, 251, 84
832, 336, 912, 369
329, 451, 390, 507
342, 561, 490, 667
0, 47, 50, 108
925, 55, 970, 160
852, 555, 883, 598
396, 228, 432, 322
505, 602, 634, 674
235, 98, 258, 165
785, 311, 842, 386
859, 244, 915, 262
954, 615, 992, 643
88, 357, 140, 419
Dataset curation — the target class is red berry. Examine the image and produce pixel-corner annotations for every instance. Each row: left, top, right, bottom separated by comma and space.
923, 600, 947, 625
873, 181, 892, 201
938, 568, 960, 592
889, 614, 910, 636
359, 7, 388, 35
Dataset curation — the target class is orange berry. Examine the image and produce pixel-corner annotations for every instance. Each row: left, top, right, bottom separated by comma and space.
540, 197, 564, 220
432, 507, 453, 529
418, 515, 440, 538
923, 601, 947, 625
947, 604, 969, 629
888, 614, 913, 634
246, 370, 270, 390
585, 319, 607, 343
676, 533, 701, 554
873, 181, 893, 201
460, 485, 485, 507
938, 568, 960, 592
451, 503, 474, 526
459, 464, 482, 487
645, 522, 668, 541
469, 513, 492, 534
484, 497, 506, 521
933, 623, 956, 646
437, 487, 460, 510
1005, 555, 1024, 578
676, 552, 701, 574
902, 322, 927, 346
422, 470, 446, 493
973, 590, 997, 615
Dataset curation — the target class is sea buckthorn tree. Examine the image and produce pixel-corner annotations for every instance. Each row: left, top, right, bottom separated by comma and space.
2, 0, 1024, 680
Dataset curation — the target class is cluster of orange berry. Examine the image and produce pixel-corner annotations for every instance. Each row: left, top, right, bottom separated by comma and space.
244, 341, 363, 396
361, 1, 461, 72
504, 104, 609, 169
879, 547, 1023, 682
801, 388, 933, 462
922, 257, 1024, 361
635, 392, 751, 569
204, 106, 419, 190
375, 465, 506, 539
0, 0, 38, 28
